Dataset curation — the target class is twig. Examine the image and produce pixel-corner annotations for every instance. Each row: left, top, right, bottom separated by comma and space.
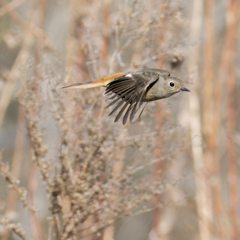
0, 0, 52, 49
1, 104, 25, 240
203, 0, 226, 238
187, 0, 212, 239
0, 1, 36, 128
0, 0, 26, 17
226, 1, 239, 239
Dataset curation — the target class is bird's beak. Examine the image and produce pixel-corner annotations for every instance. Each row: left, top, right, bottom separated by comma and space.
181, 87, 190, 92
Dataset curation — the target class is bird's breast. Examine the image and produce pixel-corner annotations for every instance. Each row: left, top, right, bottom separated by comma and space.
143, 87, 169, 102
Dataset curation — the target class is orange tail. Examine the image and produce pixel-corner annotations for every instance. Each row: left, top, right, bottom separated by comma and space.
62, 72, 126, 90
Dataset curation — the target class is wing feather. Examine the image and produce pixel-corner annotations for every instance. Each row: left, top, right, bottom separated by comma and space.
105, 71, 159, 124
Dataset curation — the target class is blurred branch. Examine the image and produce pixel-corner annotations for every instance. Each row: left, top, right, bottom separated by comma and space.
150, 2, 169, 239
0, 154, 37, 212
27, 1, 48, 240
0, 218, 26, 240
0, 1, 35, 128
0, 0, 52, 49
28, 162, 46, 240
226, 0, 239, 239
0, 0, 26, 18
1, 104, 25, 240
203, 0, 225, 238
188, 0, 212, 240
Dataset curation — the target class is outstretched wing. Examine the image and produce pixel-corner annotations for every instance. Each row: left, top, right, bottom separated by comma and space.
105, 71, 159, 125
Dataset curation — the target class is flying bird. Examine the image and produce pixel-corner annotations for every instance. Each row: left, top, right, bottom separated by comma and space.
62, 68, 190, 125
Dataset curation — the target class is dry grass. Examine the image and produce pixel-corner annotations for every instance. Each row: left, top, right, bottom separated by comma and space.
0, 0, 239, 240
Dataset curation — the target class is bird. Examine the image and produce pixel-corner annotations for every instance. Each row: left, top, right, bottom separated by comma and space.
62, 68, 190, 125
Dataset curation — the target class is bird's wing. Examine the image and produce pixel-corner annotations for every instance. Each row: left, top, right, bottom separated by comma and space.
105, 71, 159, 125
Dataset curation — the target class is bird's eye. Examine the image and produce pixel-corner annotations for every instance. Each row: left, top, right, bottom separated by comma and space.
169, 82, 174, 87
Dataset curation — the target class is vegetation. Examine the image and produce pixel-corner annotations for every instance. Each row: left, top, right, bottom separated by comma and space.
0, 0, 239, 239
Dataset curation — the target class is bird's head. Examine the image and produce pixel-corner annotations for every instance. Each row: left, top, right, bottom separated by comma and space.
164, 77, 190, 96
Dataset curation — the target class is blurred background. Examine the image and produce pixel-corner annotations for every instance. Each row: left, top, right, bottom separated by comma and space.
0, 0, 239, 239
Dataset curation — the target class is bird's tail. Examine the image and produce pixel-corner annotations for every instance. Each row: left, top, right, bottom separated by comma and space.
61, 81, 102, 89
62, 72, 126, 90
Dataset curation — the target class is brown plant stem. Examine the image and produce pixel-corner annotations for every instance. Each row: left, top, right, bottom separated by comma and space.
27, 1, 48, 240
188, 0, 212, 239
203, 0, 225, 238
2, 104, 25, 240
150, 2, 168, 239
0, 0, 26, 18
226, 1, 238, 239
0, 0, 51, 49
